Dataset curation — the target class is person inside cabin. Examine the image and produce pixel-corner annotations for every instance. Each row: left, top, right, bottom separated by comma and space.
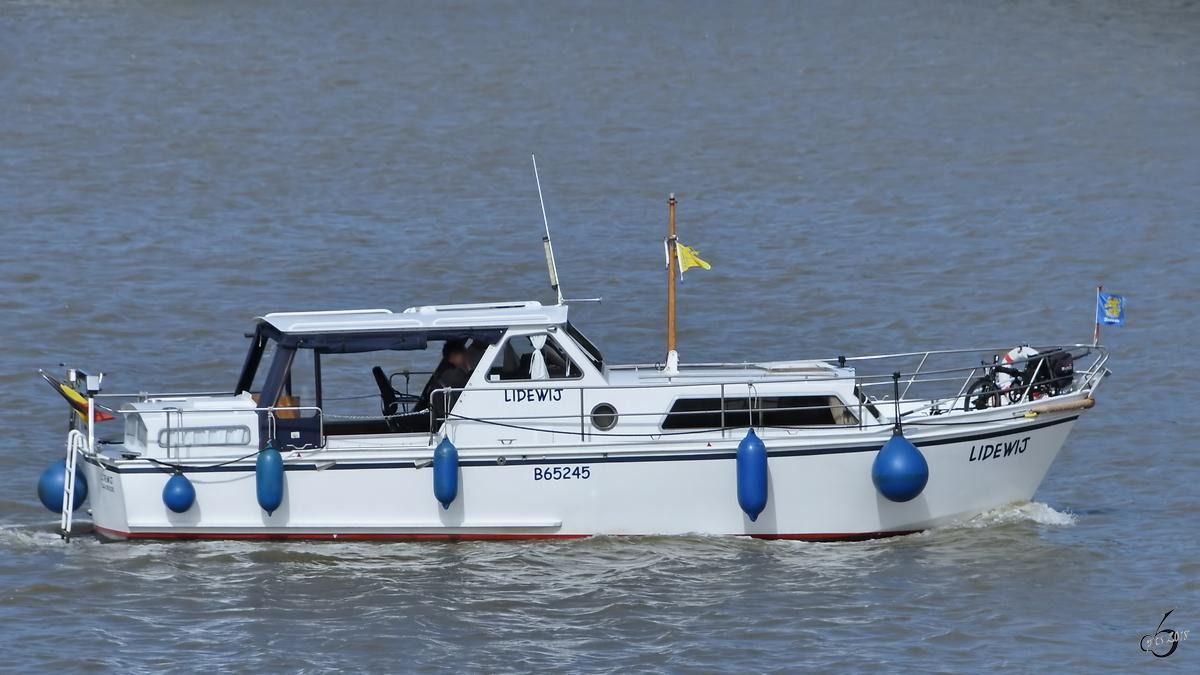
465, 338, 489, 371
414, 340, 473, 424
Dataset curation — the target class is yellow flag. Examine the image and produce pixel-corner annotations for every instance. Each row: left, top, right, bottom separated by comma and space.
677, 244, 711, 273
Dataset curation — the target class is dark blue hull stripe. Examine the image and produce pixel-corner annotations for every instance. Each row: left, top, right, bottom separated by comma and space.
85, 415, 1078, 475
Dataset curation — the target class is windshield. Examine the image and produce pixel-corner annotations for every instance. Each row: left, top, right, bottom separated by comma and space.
565, 322, 603, 371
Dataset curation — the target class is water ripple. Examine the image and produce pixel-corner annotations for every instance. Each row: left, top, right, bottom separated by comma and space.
3, 0, 1199, 671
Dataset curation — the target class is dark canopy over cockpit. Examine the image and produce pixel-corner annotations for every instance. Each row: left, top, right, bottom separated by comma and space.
235, 324, 505, 397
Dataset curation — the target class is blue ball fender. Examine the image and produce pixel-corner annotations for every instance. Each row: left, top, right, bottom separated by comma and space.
256, 445, 285, 516
433, 437, 459, 510
736, 429, 769, 522
162, 473, 196, 513
871, 434, 929, 503
37, 459, 88, 513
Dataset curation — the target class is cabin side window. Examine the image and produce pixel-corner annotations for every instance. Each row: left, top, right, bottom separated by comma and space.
488, 335, 582, 381
662, 395, 858, 430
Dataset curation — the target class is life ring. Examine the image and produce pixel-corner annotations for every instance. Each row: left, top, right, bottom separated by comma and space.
996, 345, 1038, 392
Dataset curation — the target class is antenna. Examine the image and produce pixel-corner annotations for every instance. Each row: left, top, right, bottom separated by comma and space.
532, 155, 564, 306
530, 156, 601, 306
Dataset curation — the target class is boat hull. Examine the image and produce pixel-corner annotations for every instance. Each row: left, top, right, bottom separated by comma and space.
80, 412, 1080, 542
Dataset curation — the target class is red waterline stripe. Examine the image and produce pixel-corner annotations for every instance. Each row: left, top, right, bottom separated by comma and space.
94, 525, 921, 542
752, 530, 922, 542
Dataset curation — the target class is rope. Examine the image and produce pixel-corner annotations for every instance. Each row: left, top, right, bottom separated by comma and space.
439, 410, 873, 437
324, 412, 426, 420
1029, 398, 1096, 415
131, 397, 1087, 472
445, 405, 1076, 437
142, 449, 261, 474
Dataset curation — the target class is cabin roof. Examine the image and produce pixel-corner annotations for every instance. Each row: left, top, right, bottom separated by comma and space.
257, 301, 568, 334
606, 361, 853, 386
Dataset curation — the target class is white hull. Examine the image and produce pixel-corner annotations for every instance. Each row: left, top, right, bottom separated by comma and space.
81, 410, 1080, 541
44, 301, 1108, 543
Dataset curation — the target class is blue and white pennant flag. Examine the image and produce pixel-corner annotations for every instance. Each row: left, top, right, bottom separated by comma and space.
1097, 292, 1126, 327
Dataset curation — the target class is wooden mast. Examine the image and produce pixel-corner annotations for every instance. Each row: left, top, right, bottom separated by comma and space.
667, 194, 677, 354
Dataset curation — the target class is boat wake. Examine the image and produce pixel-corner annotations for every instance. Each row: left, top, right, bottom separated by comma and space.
951, 501, 1076, 530
0, 525, 70, 549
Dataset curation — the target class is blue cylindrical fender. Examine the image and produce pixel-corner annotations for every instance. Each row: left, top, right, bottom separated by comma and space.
433, 437, 459, 510
871, 434, 929, 502
162, 472, 196, 513
256, 444, 285, 516
37, 459, 88, 513
736, 429, 769, 522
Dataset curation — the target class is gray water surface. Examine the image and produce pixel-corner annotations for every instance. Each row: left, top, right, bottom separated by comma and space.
2, 1, 1199, 672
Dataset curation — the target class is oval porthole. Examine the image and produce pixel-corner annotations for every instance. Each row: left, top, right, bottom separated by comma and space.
590, 403, 618, 431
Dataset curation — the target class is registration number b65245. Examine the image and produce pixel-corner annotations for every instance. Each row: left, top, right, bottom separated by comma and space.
533, 466, 590, 481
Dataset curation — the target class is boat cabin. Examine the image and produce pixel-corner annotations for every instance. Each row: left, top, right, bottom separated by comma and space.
228, 301, 610, 448
118, 301, 865, 459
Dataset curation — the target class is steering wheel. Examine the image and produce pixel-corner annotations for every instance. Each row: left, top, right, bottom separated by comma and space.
372, 366, 399, 416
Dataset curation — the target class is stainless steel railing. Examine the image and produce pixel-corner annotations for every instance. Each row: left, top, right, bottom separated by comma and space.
66, 342, 1109, 454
